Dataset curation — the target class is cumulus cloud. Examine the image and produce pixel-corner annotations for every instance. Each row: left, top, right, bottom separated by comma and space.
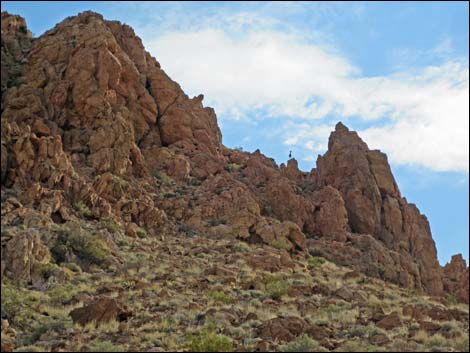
141, 12, 468, 173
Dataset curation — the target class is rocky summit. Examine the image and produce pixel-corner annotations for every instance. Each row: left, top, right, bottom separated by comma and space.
1, 11, 468, 352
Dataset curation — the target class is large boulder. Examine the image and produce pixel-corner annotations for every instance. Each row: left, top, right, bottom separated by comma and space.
257, 317, 307, 342
69, 298, 131, 326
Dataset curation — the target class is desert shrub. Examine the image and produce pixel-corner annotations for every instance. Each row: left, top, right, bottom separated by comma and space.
37, 263, 72, 282
1, 285, 23, 321
336, 340, 380, 352
207, 290, 233, 304
280, 334, 327, 352
91, 340, 125, 352
15, 346, 44, 352
6, 76, 23, 88
1, 284, 41, 329
226, 163, 242, 172
446, 293, 458, 305
423, 334, 447, 350
73, 201, 92, 218
440, 320, 462, 337
136, 227, 148, 239
307, 256, 325, 270
348, 325, 368, 338
233, 242, 250, 252
377, 263, 386, 279
186, 329, 233, 352
51, 226, 109, 266
101, 217, 120, 233
189, 177, 202, 186
63, 262, 82, 273
47, 283, 81, 305
415, 330, 448, 350
179, 224, 197, 238
155, 173, 175, 186
453, 335, 469, 352
19, 320, 67, 346
263, 274, 289, 300
271, 238, 291, 250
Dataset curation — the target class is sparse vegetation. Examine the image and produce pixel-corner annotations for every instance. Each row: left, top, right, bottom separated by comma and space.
73, 201, 92, 218
136, 227, 148, 239
91, 340, 126, 352
263, 274, 289, 300
207, 290, 233, 304
100, 217, 120, 233
226, 163, 242, 172
280, 335, 327, 352
186, 328, 233, 352
51, 224, 110, 266
307, 256, 326, 270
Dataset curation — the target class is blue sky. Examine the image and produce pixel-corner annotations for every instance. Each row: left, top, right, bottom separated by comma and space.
2, 1, 468, 265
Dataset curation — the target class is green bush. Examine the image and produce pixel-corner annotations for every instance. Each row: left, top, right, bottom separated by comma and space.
136, 227, 148, 239
307, 256, 325, 270
187, 329, 233, 352
101, 217, 120, 233
20, 321, 67, 346
280, 335, 327, 352
271, 238, 291, 250
73, 201, 92, 218
263, 274, 289, 300
155, 173, 175, 186
51, 226, 109, 266
226, 163, 242, 172
207, 290, 233, 304
47, 283, 81, 305
1, 284, 40, 329
446, 293, 458, 305
1, 285, 22, 321
37, 263, 72, 282
6, 76, 23, 88
454, 335, 469, 352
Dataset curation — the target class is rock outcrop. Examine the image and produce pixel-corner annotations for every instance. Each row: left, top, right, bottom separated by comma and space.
1, 11, 466, 303
313, 122, 444, 296
443, 254, 469, 304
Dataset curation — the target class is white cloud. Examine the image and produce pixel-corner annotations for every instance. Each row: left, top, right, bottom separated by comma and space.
142, 16, 469, 173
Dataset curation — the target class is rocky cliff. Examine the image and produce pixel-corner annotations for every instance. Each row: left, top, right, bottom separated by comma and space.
1, 10, 467, 303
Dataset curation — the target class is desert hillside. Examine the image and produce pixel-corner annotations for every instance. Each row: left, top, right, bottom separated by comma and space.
1, 11, 468, 352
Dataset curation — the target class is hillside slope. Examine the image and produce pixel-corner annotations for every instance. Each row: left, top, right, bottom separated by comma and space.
1, 11, 468, 352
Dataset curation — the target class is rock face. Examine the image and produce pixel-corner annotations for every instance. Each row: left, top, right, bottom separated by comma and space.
443, 254, 469, 304
1, 12, 32, 111
0, 11, 465, 302
1, 230, 51, 285
314, 122, 443, 296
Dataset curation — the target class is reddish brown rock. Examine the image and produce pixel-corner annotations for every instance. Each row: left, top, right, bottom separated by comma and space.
419, 321, 441, 335
280, 158, 302, 181
314, 122, 443, 296
1, 230, 51, 284
443, 254, 469, 304
311, 186, 349, 241
69, 298, 131, 327
376, 311, 402, 330
257, 316, 307, 342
